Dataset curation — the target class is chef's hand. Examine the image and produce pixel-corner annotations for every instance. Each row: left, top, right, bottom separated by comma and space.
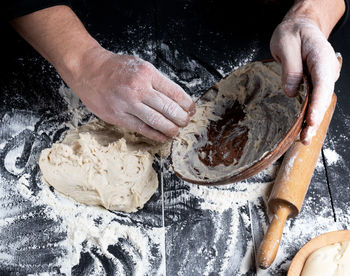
10, 5, 195, 142
270, 0, 345, 145
69, 49, 195, 142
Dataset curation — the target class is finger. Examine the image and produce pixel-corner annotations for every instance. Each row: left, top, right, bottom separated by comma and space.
300, 43, 338, 145
278, 38, 304, 97
300, 83, 332, 145
305, 48, 336, 128
131, 103, 179, 137
142, 89, 189, 127
304, 83, 333, 146
117, 113, 168, 143
151, 70, 195, 114
308, 85, 332, 123
300, 126, 316, 145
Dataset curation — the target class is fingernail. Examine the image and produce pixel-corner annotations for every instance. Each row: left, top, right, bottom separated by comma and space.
284, 74, 303, 97
335, 52, 343, 64
182, 93, 195, 110
177, 112, 190, 127
186, 101, 196, 116
175, 107, 189, 124
284, 83, 299, 97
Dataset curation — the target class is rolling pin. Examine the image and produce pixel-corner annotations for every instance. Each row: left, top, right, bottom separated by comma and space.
257, 93, 337, 269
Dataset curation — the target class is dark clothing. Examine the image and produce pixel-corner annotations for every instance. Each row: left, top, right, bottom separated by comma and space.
2, 0, 349, 34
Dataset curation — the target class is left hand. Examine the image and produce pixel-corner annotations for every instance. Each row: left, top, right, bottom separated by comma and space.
270, 17, 341, 145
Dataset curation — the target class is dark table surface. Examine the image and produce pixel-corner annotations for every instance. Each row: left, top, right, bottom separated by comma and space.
0, 0, 349, 275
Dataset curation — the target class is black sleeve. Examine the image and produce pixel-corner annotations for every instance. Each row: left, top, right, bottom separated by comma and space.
3, 0, 71, 21
331, 0, 349, 35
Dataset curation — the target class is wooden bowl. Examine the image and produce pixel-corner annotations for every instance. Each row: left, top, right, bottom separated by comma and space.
171, 59, 309, 185
288, 230, 350, 276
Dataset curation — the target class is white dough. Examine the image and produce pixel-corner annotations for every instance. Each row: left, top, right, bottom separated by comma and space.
301, 241, 350, 276
39, 120, 169, 212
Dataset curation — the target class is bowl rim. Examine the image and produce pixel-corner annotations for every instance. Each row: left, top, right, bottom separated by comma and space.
170, 58, 309, 185
287, 229, 350, 276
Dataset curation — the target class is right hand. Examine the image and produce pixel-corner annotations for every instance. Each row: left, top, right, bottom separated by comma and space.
68, 47, 195, 142
270, 17, 341, 145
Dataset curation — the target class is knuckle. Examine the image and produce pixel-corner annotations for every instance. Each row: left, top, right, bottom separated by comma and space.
137, 61, 154, 75
126, 63, 154, 89
136, 121, 146, 134
126, 75, 142, 90
284, 72, 303, 86
146, 113, 161, 127
162, 101, 178, 118
171, 89, 183, 103
120, 92, 141, 110
276, 22, 292, 36
286, 71, 303, 79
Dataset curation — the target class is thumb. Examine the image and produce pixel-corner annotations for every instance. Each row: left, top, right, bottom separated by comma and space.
279, 43, 304, 97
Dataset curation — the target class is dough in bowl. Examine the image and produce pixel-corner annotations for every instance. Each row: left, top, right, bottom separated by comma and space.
171, 61, 306, 183
39, 119, 168, 212
301, 241, 350, 276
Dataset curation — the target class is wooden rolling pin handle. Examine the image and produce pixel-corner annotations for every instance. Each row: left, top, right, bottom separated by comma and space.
257, 93, 337, 270
258, 205, 292, 269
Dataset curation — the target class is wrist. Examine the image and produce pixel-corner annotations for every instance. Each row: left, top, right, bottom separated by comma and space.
55, 38, 103, 85
284, 0, 345, 37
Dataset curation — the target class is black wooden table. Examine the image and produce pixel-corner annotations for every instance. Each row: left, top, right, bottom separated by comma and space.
0, 1, 349, 275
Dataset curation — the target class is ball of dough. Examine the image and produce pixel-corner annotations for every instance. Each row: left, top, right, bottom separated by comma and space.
39, 120, 165, 212
301, 241, 350, 276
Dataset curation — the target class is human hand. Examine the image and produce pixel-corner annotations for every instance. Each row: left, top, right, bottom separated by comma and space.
270, 17, 341, 145
9, 6, 195, 142
68, 48, 195, 142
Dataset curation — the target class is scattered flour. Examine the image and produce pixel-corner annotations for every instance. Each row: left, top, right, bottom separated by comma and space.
323, 148, 341, 165
1, 40, 348, 276
217, 46, 258, 77
189, 181, 272, 213
17, 175, 165, 275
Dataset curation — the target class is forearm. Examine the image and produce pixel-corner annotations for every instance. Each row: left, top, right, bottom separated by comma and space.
10, 5, 101, 83
285, 0, 346, 37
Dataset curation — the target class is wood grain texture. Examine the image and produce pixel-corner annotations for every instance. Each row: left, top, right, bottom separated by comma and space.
258, 94, 337, 269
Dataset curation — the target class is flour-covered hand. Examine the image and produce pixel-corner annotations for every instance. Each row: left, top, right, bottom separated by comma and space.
270, 17, 341, 145
10, 6, 195, 143
69, 48, 195, 142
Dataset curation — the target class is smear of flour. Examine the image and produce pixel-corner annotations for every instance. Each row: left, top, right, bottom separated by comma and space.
16, 174, 165, 275
217, 47, 258, 77
2, 41, 348, 276
189, 181, 272, 213
0, 81, 166, 274
1, 45, 272, 274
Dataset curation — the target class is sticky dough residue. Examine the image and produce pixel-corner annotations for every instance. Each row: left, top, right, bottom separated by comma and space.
39, 119, 170, 212
171, 61, 306, 182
